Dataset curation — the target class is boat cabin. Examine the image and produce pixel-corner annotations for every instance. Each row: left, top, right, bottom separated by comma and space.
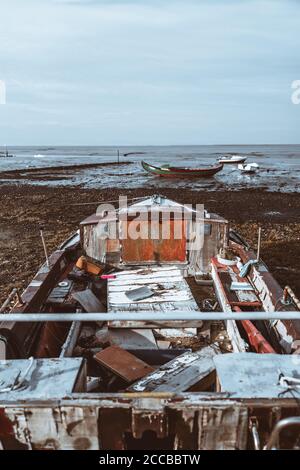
80, 195, 228, 275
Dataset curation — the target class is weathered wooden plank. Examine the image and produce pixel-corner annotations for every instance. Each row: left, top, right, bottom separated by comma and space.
11, 251, 67, 313
109, 288, 192, 305
108, 281, 187, 293
0, 339, 6, 360
197, 405, 248, 450
94, 346, 154, 383
211, 260, 247, 353
72, 289, 106, 313
108, 275, 184, 286
3, 407, 32, 449
127, 345, 220, 392
109, 267, 183, 277
110, 300, 200, 313
108, 328, 158, 349
154, 328, 197, 338
24, 408, 60, 449
56, 406, 99, 450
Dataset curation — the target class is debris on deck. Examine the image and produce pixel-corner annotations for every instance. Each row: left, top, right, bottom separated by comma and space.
46, 280, 73, 305
127, 345, 220, 393
108, 328, 158, 349
72, 288, 106, 313
107, 266, 199, 339
125, 286, 154, 301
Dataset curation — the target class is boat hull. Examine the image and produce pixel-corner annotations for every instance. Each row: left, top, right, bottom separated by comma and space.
218, 157, 247, 164
142, 161, 223, 178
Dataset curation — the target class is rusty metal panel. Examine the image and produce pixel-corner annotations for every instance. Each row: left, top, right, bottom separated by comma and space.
94, 346, 154, 383
120, 220, 186, 263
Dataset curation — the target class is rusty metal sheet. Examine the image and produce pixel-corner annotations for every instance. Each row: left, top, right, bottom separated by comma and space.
94, 346, 154, 383
121, 220, 186, 263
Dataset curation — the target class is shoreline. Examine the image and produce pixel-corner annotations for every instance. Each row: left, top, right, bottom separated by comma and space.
0, 160, 132, 180
0, 183, 300, 304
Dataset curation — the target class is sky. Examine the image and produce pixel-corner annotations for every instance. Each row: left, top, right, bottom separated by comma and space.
0, 0, 300, 145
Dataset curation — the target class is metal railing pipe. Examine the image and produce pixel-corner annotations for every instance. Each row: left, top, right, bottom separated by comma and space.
0, 311, 300, 322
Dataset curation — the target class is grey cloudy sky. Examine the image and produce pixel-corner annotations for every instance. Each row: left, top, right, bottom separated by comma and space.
0, 0, 299, 145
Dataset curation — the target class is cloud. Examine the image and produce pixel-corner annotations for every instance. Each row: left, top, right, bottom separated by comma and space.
0, 0, 299, 144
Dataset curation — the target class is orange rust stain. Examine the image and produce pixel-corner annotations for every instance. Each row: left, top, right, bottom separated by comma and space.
121, 220, 186, 263
0, 409, 14, 438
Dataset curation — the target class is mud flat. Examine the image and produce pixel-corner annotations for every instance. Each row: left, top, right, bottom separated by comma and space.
0, 184, 299, 304
0, 160, 132, 181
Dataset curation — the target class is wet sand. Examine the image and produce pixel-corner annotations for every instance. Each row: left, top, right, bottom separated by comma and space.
0, 184, 300, 304
0, 160, 131, 179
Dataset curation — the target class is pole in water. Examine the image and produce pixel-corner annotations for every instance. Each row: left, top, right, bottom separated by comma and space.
39, 226, 50, 267
117, 149, 120, 164
256, 226, 262, 262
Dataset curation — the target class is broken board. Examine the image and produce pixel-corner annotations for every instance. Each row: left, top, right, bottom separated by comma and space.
127, 345, 220, 392
93, 346, 154, 383
108, 328, 158, 349
72, 289, 106, 313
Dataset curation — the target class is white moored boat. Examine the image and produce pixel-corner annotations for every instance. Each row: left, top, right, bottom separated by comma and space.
238, 163, 259, 174
218, 155, 247, 164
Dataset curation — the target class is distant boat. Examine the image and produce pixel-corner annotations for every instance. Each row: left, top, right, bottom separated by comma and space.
238, 163, 259, 174
141, 160, 223, 178
0, 146, 14, 158
218, 155, 247, 164
123, 151, 146, 157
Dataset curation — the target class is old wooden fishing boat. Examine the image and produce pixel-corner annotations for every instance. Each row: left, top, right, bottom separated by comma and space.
0, 194, 300, 450
142, 160, 223, 178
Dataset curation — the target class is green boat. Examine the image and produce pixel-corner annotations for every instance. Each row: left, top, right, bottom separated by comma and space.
141, 160, 223, 178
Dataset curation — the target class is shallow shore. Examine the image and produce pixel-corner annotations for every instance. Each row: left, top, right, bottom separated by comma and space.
0, 183, 299, 304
